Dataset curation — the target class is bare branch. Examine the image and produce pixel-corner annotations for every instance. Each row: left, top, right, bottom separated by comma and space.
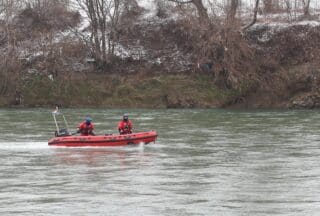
168, 0, 209, 24
168, 0, 193, 4
242, 0, 260, 31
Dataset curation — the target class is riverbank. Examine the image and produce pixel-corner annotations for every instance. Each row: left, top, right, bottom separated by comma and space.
1, 62, 319, 109
1, 2, 320, 109
1, 73, 234, 108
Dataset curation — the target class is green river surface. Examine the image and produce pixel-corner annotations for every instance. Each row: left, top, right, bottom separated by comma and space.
1, 108, 320, 215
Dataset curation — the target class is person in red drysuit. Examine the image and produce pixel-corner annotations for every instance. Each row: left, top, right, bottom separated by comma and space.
77, 117, 95, 136
118, 114, 133, 135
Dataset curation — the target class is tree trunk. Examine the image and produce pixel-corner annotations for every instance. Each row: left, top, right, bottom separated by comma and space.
242, 0, 260, 31
192, 0, 209, 24
303, 0, 311, 16
168, 0, 209, 24
263, 0, 273, 13
273, 0, 279, 10
87, 0, 101, 62
96, 0, 107, 63
227, 0, 239, 24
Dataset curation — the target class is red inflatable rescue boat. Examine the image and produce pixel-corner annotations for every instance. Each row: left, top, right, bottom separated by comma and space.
48, 131, 158, 147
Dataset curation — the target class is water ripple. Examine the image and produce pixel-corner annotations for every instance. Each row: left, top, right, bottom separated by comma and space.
1, 109, 320, 215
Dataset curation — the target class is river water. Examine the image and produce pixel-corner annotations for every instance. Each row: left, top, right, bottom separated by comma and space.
1, 108, 320, 215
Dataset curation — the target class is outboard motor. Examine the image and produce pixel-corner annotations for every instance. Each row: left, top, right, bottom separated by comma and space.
55, 128, 70, 137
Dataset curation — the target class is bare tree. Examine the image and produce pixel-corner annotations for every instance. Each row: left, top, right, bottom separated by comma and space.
263, 0, 273, 13
168, 0, 209, 24
108, 0, 122, 56
242, 0, 260, 31
0, 0, 24, 97
227, 0, 239, 24
303, 0, 311, 16
1, 0, 19, 50
75, 0, 124, 67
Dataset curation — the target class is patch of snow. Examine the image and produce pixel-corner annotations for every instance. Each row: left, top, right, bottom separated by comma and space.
251, 20, 320, 43
114, 43, 147, 60
48, 74, 54, 81
256, 20, 320, 29
137, 0, 158, 19
27, 69, 38, 75
155, 58, 161, 64
18, 50, 46, 62
297, 20, 320, 27
70, 0, 90, 31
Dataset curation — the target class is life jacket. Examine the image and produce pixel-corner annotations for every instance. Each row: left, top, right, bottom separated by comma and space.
118, 120, 132, 134
79, 122, 94, 136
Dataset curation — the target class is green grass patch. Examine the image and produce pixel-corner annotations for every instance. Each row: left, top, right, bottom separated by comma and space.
19, 73, 229, 108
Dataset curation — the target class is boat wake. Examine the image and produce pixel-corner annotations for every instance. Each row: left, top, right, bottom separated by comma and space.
137, 142, 145, 152
0, 141, 49, 150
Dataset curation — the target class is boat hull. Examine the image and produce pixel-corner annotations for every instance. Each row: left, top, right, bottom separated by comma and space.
48, 131, 157, 147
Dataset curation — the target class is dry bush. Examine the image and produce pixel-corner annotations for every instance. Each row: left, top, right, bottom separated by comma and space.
0, 55, 23, 98
120, 0, 144, 24
38, 40, 89, 79
248, 25, 320, 69
15, 2, 80, 36
60, 41, 88, 60
170, 15, 258, 90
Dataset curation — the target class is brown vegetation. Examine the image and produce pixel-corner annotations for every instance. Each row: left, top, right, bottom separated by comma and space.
0, 0, 320, 108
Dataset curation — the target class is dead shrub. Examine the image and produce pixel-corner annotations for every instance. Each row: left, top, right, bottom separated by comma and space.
0, 55, 23, 98
16, 2, 80, 35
